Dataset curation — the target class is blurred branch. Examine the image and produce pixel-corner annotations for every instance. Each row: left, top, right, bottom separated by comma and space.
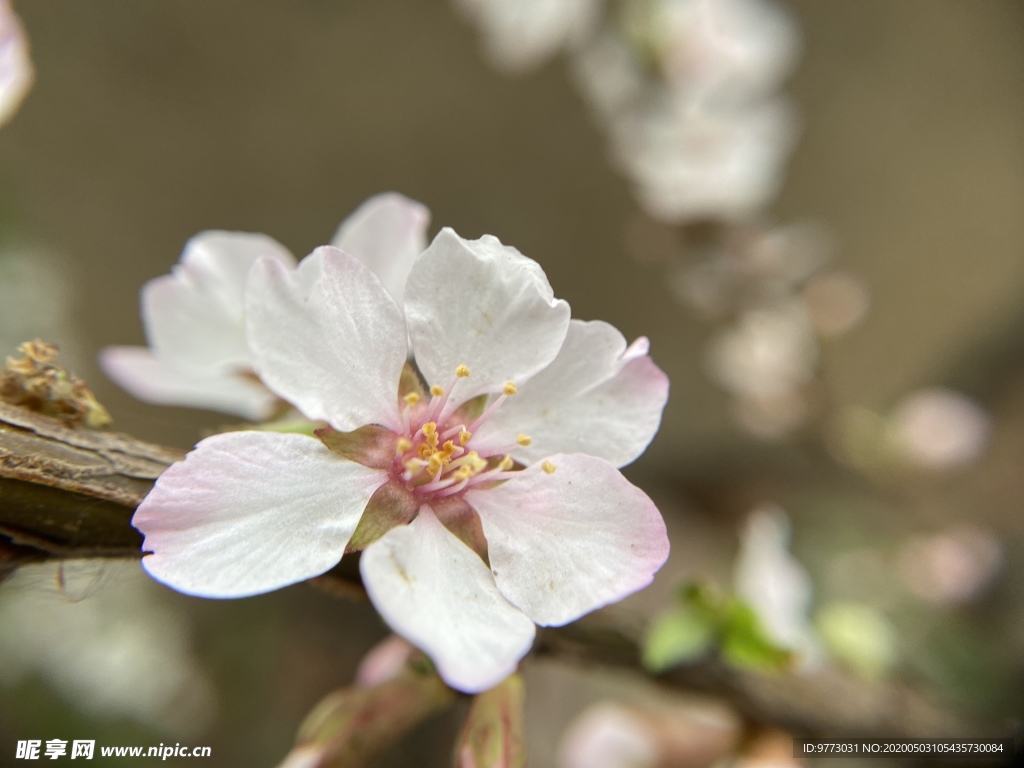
0, 402, 975, 739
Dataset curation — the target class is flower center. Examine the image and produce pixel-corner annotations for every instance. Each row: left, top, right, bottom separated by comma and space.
390, 366, 527, 500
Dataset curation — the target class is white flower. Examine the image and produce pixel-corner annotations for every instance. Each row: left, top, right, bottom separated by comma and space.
101, 193, 429, 420
733, 506, 819, 664
134, 227, 670, 693
454, 0, 601, 73
611, 98, 798, 224
0, 0, 33, 128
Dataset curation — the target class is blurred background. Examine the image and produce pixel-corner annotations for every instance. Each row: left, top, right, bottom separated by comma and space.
0, 1, 1022, 765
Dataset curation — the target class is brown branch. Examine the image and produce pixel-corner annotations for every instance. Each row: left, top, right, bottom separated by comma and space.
0, 402, 976, 739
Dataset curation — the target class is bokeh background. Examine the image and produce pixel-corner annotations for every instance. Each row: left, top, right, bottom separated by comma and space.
1, 1, 1022, 765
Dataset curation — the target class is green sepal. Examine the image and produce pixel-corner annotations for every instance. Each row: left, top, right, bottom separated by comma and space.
433, 496, 490, 566
316, 424, 396, 470
346, 481, 419, 553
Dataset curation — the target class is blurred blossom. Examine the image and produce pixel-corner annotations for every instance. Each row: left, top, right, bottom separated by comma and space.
559, 704, 658, 768
0, 0, 32, 127
707, 300, 816, 401
669, 222, 833, 319
801, 271, 871, 338
0, 560, 215, 736
889, 388, 991, 471
612, 97, 798, 223
643, 0, 800, 108
734, 506, 820, 665
897, 526, 1002, 605
558, 700, 739, 768
454, 0, 600, 72
731, 389, 806, 440
354, 635, 417, 687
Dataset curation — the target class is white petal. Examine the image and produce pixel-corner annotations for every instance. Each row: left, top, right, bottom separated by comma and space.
405, 228, 570, 400
360, 506, 536, 693
473, 320, 669, 467
246, 246, 408, 432
467, 454, 669, 627
0, 0, 33, 128
144, 231, 296, 371
330, 193, 430, 305
135, 432, 387, 598
100, 346, 279, 421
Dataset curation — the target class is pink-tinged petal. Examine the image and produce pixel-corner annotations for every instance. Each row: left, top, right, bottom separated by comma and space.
360, 506, 536, 693
144, 231, 296, 371
0, 0, 33, 128
331, 193, 430, 305
135, 431, 387, 598
100, 346, 279, 421
246, 246, 408, 432
466, 454, 669, 627
474, 320, 669, 468
404, 228, 570, 400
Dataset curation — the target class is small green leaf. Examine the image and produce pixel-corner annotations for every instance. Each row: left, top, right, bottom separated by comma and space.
642, 609, 716, 672
720, 602, 793, 672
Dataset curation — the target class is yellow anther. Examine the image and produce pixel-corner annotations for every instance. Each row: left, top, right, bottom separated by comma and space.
430, 384, 445, 397
516, 434, 532, 447
404, 458, 424, 474
456, 364, 471, 378
458, 429, 472, 446
470, 454, 488, 473
542, 460, 557, 475
422, 422, 437, 436
441, 440, 457, 457
395, 437, 413, 454
453, 466, 473, 482
499, 455, 514, 471
427, 454, 444, 474
418, 443, 434, 459
503, 382, 518, 396
403, 392, 421, 406
428, 432, 439, 449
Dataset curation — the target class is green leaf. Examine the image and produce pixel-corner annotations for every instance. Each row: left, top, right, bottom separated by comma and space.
642, 609, 716, 672
720, 602, 793, 672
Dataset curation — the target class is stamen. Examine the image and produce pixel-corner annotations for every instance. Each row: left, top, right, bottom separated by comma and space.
499, 455, 514, 471
430, 385, 445, 397
469, 383, 519, 432
459, 429, 472, 446
516, 434, 531, 446
456, 364, 471, 378
395, 437, 413, 454
403, 392, 421, 406
542, 460, 557, 474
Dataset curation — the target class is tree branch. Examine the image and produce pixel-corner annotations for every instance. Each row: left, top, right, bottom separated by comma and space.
0, 402, 976, 739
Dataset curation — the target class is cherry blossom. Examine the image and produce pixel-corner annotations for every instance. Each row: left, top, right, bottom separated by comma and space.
134, 227, 669, 693
101, 193, 428, 420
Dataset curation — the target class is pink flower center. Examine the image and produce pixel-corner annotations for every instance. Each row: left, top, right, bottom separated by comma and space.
388, 366, 527, 501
